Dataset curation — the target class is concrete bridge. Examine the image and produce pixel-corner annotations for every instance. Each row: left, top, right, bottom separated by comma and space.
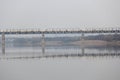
0, 28, 120, 54
0, 28, 120, 34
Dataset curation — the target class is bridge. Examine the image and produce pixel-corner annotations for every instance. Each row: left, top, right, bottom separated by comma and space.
0, 28, 120, 55
0, 28, 120, 34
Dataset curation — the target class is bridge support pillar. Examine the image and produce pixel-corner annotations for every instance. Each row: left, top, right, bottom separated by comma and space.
81, 32, 85, 55
81, 32, 84, 40
41, 33, 45, 54
2, 33, 5, 54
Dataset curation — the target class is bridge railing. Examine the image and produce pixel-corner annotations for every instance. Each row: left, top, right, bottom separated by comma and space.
0, 29, 120, 34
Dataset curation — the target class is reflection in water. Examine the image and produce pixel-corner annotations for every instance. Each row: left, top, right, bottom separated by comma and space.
0, 44, 120, 79
1, 33, 120, 80
0, 54, 120, 80
0, 45, 120, 59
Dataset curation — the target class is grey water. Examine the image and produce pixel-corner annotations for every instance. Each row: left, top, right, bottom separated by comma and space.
0, 34, 120, 80
0, 45, 120, 80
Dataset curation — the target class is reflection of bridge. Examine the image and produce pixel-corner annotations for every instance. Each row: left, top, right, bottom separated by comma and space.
0, 53, 120, 60
0, 29, 120, 54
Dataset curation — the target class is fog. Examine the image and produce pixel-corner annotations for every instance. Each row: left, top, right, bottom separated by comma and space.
0, 0, 120, 29
0, 0, 120, 80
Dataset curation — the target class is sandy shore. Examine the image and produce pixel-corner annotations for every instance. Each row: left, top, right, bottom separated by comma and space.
70, 40, 120, 46
43, 40, 120, 46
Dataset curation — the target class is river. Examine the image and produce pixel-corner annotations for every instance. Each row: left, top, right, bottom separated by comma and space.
0, 46, 120, 80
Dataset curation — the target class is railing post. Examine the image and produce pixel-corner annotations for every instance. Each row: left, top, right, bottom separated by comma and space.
2, 32, 5, 54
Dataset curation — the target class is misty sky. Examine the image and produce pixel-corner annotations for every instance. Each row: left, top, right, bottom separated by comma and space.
0, 0, 120, 29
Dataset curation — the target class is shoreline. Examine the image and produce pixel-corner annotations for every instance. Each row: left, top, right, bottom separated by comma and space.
70, 40, 120, 46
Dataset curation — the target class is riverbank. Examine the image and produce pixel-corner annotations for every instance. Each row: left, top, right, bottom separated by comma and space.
70, 40, 120, 46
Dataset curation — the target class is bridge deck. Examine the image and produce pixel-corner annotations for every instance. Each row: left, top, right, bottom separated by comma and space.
0, 29, 120, 34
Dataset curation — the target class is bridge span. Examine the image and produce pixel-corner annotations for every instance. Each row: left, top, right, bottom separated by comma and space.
0, 29, 120, 34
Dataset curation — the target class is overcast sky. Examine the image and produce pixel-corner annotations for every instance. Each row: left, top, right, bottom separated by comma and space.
0, 0, 120, 29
